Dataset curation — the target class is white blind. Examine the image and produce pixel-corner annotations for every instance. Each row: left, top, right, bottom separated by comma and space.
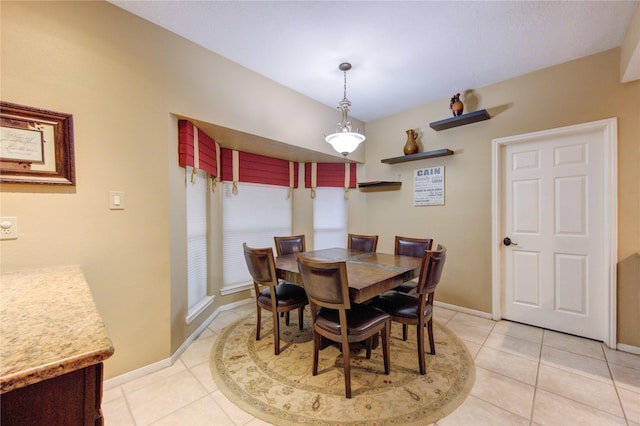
222, 182, 291, 291
313, 187, 347, 249
186, 166, 209, 317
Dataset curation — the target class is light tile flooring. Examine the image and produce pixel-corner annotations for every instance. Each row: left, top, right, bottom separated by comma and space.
103, 303, 640, 425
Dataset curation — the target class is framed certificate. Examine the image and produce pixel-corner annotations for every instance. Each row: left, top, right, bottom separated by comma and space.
0, 102, 75, 185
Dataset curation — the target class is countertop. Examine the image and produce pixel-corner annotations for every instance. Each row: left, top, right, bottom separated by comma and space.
0, 265, 114, 393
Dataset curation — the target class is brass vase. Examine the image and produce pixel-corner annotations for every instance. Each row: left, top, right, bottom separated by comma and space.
403, 129, 419, 155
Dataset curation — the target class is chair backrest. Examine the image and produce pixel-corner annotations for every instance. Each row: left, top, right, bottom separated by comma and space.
415, 244, 447, 296
395, 236, 434, 258
243, 243, 278, 289
295, 253, 351, 310
347, 233, 379, 252
274, 235, 306, 256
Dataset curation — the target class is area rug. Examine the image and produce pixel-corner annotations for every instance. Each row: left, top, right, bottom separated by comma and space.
210, 311, 475, 425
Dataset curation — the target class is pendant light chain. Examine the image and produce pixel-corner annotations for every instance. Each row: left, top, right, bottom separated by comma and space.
343, 69, 348, 101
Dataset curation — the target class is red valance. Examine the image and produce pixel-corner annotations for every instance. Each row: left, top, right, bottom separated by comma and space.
304, 163, 357, 188
178, 120, 219, 177
220, 148, 298, 188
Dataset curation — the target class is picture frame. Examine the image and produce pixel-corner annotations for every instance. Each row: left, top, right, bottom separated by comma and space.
0, 101, 75, 185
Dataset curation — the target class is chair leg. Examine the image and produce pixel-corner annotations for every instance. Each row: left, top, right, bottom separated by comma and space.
417, 320, 426, 375
365, 337, 372, 359
285, 311, 290, 326
312, 330, 320, 376
342, 338, 352, 398
382, 323, 391, 375
403, 324, 408, 341
298, 306, 304, 330
427, 318, 436, 355
272, 311, 280, 355
256, 306, 262, 341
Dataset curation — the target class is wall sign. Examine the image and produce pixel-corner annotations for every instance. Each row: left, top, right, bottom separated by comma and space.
414, 166, 444, 206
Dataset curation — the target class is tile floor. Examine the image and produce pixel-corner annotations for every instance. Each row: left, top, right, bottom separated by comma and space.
102, 303, 640, 425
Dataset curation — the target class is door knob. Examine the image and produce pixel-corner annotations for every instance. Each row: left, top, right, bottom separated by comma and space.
503, 237, 518, 246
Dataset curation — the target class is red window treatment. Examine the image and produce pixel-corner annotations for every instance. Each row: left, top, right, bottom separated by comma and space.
220, 148, 298, 188
304, 163, 357, 188
178, 120, 218, 177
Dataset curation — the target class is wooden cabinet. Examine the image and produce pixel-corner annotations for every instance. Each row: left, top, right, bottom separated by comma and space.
1, 363, 105, 426
0, 266, 114, 426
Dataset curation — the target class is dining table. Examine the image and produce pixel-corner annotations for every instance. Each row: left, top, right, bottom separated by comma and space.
275, 247, 423, 303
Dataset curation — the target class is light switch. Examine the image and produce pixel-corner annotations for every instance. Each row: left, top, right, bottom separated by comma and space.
109, 191, 125, 210
0, 217, 18, 240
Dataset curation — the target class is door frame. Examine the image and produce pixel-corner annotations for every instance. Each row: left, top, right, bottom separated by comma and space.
491, 118, 618, 348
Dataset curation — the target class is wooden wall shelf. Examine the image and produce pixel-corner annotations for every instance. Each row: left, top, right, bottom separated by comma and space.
381, 149, 454, 164
429, 109, 490, 131
357, 181, 402, 191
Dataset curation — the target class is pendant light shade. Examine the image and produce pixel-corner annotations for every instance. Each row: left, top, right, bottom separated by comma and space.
325, 63, 365, 156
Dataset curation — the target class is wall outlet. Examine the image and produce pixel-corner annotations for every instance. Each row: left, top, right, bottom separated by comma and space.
0, 217, 18, 240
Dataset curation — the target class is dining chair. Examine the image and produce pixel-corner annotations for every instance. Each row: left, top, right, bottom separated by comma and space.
393, 236, 434, 294
295, 252, 391, 398
347, 233, 379, 252
243, 243, 308, 355
274, 234, 306, 256
369, 245, 446, 375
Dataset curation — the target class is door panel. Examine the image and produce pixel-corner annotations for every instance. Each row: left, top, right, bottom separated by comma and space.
501, 126, 606, 340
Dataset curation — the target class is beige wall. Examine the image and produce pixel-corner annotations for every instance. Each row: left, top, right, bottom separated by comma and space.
1, 0, 638, 382
0, 1, 357, 378
364, 48, 640, 346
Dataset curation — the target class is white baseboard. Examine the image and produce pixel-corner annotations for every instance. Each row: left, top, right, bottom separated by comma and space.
104, 298, 253, 390
617, 343, 640, 355
434, 301, 492, 320
103, 357, 172, 390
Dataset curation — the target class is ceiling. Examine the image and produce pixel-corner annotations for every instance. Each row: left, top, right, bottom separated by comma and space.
109, 1, 637, 123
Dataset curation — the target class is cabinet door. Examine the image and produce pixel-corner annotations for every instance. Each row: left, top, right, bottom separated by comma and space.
1, 363, 104, 426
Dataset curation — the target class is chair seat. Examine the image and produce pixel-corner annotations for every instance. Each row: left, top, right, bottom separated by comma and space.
370, 291, 432, 320
315, 304, 390, 337
258, 283, 308, 307
394, 279, 418, 294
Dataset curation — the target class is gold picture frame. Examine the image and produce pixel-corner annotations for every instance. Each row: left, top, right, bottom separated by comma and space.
1, 102, 75, 185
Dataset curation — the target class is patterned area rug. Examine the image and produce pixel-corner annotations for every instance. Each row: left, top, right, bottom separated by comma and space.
210, 311, 475, 425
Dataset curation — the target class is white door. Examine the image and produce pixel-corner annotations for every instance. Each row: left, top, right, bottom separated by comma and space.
492, 119, 617, 344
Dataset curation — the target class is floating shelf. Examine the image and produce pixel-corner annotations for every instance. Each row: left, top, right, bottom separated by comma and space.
357, 181, 402, 191
381, 149, 454, 164
429, 109, 490, 131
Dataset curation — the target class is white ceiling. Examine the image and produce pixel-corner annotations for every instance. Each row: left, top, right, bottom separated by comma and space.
109, 1, 637, 122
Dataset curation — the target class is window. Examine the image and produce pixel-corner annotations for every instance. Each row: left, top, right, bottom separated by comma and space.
313, 187, 347, 249
186, 166, 214, 323
221, 181, 292, 293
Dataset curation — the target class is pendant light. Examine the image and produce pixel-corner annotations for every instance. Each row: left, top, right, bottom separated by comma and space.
325, 62, 365, 156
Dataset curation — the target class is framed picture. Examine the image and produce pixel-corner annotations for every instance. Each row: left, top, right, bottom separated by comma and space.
0, 102, 75, 185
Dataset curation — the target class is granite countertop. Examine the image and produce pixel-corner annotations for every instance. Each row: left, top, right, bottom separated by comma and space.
0, 265, 114, 393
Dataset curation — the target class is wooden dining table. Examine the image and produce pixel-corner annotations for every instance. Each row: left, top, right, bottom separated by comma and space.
275, 247, 423, 303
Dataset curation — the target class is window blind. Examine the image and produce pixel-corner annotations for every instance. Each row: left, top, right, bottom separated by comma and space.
221, 182, 291, 293
313, 187, 348, 249
186, 165, 213, 322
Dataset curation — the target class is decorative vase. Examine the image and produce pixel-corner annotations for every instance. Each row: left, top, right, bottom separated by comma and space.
403, 129, 419, 155
449, 93, 463, 117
